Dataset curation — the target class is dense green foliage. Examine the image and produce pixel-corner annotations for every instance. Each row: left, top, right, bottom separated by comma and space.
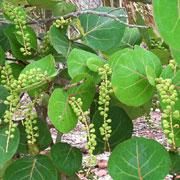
0, 0, 180, 179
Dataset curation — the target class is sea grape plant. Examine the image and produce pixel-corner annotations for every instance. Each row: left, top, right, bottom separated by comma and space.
0, 0, 180, 179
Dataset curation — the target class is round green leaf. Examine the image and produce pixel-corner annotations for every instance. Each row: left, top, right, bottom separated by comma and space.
103, 28, 142, 55
92, 106, 133, 154
17, 119, 52, 154
109, 45, 161, 106
4, 155, 58, 180
108, 137, 171, 180
79, 7, 126, 51
0, 85, 9, 118
48, 88, 78, 133
51, 142, 82, 175
67, 73, 96, 111
67, 48, 102, 84
153, 0, 180, 51
0, 125, 20, 165
87, 58, 105, 72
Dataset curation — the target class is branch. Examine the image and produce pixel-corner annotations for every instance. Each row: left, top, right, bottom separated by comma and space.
27, 10, 128, 24
63, 78, 86, 90
0, 9, 150, 29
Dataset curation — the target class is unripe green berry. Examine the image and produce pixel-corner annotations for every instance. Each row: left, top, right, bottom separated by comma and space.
164, 124, 170, 128
164, 129, 170, 134
167, 139, 173, 144
169, 133, 174, 138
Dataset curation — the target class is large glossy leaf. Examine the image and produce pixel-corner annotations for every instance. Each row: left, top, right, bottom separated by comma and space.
0, 85, 9, 118
48, 88, 78, 133
67, 73, 96, 111
110, 97, 152, 120
4, 155, 58, 180
17, 119, 52, 153
49, 26, 95, 59
92, 106, 133, 154
109, 45, 162, 106
169, 152, 180, 175
103, 28, 142, 55
51, 142, 82, 175
79, 7, 126, 51
0, 125, 20, 165
108, 137, 171, 180
153, 0, 180, 51
4, 25, 36, 60
67, 48, 103, 84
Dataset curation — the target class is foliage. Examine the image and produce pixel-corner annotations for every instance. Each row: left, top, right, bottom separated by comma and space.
0, 0, 180, 179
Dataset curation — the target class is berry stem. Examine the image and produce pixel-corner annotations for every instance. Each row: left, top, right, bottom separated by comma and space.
169, 113, 176, 150
104, 72, 111, 152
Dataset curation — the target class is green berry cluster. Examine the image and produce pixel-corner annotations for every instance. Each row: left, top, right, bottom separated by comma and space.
11, 68, 48, 89
53, 17, 72, 28
3, 2, 32, 56
0, 63, 14, 90
155, 77, 179, 149
69, 97, 97, 166
23, 100, 39, 144
98, 64, 113, 149
40, 32, 50, 54
0, 63, 21, 152
169, 59, 176, 70
151, 38, 165, 50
